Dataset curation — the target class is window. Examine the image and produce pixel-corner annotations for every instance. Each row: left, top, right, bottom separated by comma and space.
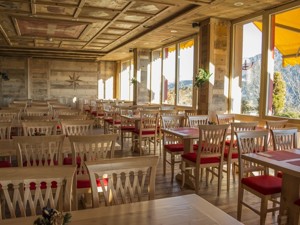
120, 60, 133, 101
151, 49, 162, 104
162, 45, 176, 105
232, 18, 262, 115
266, 7, 300, 119
177, 39, 194, 106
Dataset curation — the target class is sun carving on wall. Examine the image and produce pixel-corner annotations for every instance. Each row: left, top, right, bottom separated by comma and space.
66, 73, 82, 90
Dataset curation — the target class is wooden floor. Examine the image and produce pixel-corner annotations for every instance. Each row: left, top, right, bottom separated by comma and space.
109, 127, 279, 225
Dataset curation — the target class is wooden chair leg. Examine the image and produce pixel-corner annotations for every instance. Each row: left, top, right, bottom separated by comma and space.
170, 154, 175, 182
260, 198, 268, 225
237, 185, 244, 221
227, 161, 231, 192
163, 150, 167, 176
181, 161, 186, 188
195, 167, 200, 195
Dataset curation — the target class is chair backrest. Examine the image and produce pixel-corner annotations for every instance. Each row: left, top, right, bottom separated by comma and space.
25, 108, 50, 116
68, 134, 118, 176
216, 114, 235, 124
184, 109, 198, 117
13, 135, 65, 167
160, 109, 178, 116
266, 120, 289, 147
85, 155, 159, 208
58, 114, 87, 121
54, 109, 81, 118
271, 128, 298, 151
0, 110, 19, 122
22, 115, 52, 121
266, 120, 288, 130
235, 130, 269, 177
61, 120, 94, 136
22, 121, 58, 136
0, 171, 66, 219
161, 115, 185, 145
230, 121, 259, 147
139, 110, 159, 135
0, 122, 11, 139
196, 124, 229, 161
187, 115, 209, 127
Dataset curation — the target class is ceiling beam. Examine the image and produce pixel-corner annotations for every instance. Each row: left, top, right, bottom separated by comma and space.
0, 24, 12, 46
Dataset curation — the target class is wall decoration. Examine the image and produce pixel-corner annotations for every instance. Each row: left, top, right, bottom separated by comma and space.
66, 73, 82, 90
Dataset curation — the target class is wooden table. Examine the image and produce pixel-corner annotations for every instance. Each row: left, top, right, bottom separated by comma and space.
242, 149, 300, 225
161, 127, 199, 153
1, 194, 243, 225
0, 166, 76, 212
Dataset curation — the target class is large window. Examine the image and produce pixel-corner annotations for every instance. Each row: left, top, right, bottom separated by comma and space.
232, 18, 262, 115
177, 39, 194, 106
162, 45, 176, 105
151, 49, 162, 104
267, 7, 300, 119
120, 60, 133, 101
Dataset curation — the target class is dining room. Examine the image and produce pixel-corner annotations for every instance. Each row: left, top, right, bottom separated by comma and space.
1, 0, 300, 225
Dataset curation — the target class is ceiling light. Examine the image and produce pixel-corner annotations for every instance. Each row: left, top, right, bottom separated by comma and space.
170, 30, 177, 33
234, 2, 244, 6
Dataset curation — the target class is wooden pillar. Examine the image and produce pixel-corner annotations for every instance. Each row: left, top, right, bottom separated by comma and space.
198, 18, 231, 122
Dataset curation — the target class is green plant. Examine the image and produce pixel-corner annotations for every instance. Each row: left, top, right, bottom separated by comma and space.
130, 77, 137, 85
194, 68, 212, 87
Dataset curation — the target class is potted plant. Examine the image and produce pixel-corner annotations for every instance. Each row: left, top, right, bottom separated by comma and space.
130, 77, 138, 85
194, 68, 212, 88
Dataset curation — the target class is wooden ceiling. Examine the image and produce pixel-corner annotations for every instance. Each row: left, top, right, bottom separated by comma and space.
0, 0, 293, 61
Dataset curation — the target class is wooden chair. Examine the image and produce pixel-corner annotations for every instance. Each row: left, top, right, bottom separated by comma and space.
236, 130, 281, 225
0, 110, 19, 123
223, 121, 258, 192
266, 120, 288, 147
25, 107, 50, 115
119, 107, 136, 150
61, 120, 94, 136
53, 108, 81, 118
22, 121, 58, 136
187, 115, 209, 127
216, 113, 235, 124
22, 115, 52, 121
0, 140, 14, 167
161, 115, 187, 182
0, 169, 68, 219
85, 155, 159, 207
13, 135, 65, 167
271, 127, 297, 151
132, 110, 159, 155
181, 124, 229, 196
0, 122, 11, 140
67, 134, 118, 209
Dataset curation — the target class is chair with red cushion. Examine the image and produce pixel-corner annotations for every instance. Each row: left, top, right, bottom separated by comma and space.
266, 119, 288, 147
68, 133, 118, 209
86, 155, 158, 208
0, 123, 13, 167
161, 115, 186, 182
132, 110, 159, 155
236, 130, 282, 225
224, 121, 258, 192
181, 124, 229, 196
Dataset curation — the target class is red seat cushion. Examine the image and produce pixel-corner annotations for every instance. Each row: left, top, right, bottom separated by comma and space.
223, 146, 239, 159
0, 160, 11, 168
121, 126, 135, 131
165, 144, 184, 152
30, 181, 57, 190
182, 152, 220, 164
77, 178, 108, 189
295, 199, 300, 206
276, 171, 283, 178
133, 129, 156, 135
63, 156, 81, 167
241, 175, 282, 195
24, 159, 58, 167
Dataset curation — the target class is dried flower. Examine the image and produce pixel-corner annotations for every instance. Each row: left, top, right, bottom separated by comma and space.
34, 207, 71, 225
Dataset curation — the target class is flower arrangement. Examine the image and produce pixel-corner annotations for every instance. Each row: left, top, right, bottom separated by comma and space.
194, 68, 212, 87
33, 207, 71, 225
